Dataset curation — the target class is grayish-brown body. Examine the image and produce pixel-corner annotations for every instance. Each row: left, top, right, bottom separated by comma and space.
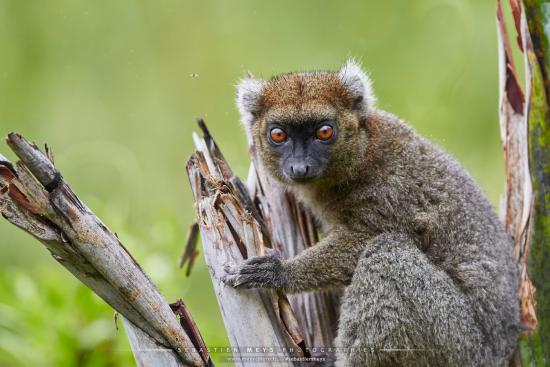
224, 60, 520, 366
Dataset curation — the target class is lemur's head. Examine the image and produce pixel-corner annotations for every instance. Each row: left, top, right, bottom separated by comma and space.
237, 60, 375, 186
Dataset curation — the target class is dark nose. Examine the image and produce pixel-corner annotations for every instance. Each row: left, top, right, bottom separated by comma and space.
290, 163, 310, 178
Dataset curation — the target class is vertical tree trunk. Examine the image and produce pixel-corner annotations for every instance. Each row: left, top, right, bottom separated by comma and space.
245, 139, 341, 350
185, 119, 339, 365
522, 2, 550, 363
497, 0, 550, 364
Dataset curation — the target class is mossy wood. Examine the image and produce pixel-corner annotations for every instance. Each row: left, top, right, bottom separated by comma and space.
497, 0, 550, 364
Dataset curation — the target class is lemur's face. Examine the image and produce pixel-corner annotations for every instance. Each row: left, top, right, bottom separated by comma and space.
237, 60, 375, 186
264, 115, 337, 183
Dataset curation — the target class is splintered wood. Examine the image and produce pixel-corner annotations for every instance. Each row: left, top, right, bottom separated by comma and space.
184, 117, 342, 365
246, 155, 341, 350
186, 120, 311, 366
0, 134, 209, 367
497, 0, 537, 333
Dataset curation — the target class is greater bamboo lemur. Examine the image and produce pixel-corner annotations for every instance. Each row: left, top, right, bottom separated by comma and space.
223, 60, 519, 366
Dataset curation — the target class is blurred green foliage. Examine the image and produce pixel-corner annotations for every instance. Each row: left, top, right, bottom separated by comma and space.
0, 0, 513, 365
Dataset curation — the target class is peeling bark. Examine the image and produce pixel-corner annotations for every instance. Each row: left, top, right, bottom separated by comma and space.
245, 158, 341, 349
184, 116, 343, 364
186, 122, 314, 366
497, 1, 550, 365
0, 136, 209, 367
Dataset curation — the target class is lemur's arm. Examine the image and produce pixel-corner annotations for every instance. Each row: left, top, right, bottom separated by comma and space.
223, 229, 367, 293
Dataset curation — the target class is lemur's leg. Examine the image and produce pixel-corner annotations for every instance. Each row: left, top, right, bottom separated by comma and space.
334, 233, 486, 367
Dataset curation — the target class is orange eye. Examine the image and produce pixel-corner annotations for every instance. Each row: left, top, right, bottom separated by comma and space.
270, 127, 287, 143
316, 125, 334, 141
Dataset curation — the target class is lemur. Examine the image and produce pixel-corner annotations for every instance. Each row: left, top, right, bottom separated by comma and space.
223, 60, 520, 367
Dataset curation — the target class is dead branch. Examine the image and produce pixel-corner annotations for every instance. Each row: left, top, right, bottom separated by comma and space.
0, 134, 209, 367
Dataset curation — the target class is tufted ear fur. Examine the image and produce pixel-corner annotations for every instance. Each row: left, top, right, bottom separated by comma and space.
236, 77, 265, 127
338, 59, 376, 111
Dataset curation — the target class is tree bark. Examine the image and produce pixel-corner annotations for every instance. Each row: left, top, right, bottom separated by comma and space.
497, 0, 550, 365
7, 4, 548, 365
185, 119, 338, 366
0, 134, 210, 367
245, 142, 341, 350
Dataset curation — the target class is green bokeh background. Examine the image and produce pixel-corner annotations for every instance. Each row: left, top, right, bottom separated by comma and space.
0, 1, 516, 366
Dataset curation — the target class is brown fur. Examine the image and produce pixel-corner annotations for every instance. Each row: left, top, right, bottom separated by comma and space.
259, 72, 355, 112
227, 61, 519, 366
250, 72, 368, 189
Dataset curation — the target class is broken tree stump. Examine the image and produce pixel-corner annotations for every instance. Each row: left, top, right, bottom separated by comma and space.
184, 119, 339, 366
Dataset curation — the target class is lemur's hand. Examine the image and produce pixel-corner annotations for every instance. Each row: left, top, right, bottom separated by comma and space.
222, 249, 286, 289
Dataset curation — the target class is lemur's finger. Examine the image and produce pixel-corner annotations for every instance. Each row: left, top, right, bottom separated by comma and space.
236, 264, 261, 274
245, 255, 272, 265
223, 263, 238, 274
232, 275, 256, 288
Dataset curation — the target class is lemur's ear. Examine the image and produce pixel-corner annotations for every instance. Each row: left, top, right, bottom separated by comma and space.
236, 77, 265, 126
338, 59, 376, 111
